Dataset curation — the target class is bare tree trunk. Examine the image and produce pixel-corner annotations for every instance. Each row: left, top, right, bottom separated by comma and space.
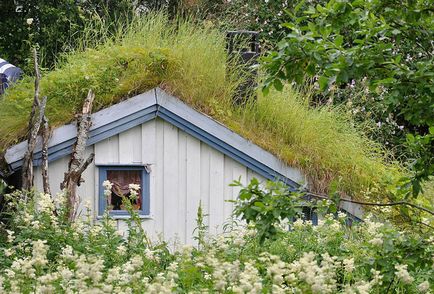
22, 48, 46, 190
41, 115, 51, 194
61, 89, 95, 221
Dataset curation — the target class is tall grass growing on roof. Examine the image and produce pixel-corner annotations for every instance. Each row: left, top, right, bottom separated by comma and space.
227, 86, 403, 197
0, 12, 406, 199
0, 12, 237, 151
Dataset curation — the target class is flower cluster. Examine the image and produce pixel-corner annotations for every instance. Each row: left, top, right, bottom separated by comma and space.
0, 190, 432, 293
102, 180, 113, 198
129, 183, 140, 200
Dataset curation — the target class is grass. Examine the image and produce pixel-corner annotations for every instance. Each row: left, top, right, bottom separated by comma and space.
227, 87, 403, 197
0, 13, 407, 200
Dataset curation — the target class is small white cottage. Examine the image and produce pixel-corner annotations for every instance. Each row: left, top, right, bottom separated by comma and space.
4, 88, 361, 244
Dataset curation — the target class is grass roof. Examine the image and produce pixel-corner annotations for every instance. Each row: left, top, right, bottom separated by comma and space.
0, 13, 407, 201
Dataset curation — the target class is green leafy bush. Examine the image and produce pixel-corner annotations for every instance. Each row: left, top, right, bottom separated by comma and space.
261, 0, 434, 196
231, 178, 328, 243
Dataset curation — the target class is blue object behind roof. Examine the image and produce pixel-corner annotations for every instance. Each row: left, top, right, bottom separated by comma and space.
0, 58, 23, 95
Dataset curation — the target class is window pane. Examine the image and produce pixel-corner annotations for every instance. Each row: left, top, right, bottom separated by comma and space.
106, 170, 142, 211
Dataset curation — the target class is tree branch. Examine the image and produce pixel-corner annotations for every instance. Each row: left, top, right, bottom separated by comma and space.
306, 192, 434, 216
41, 114, 51, 195
21, 49, 46, 191
77, 153, 95, 178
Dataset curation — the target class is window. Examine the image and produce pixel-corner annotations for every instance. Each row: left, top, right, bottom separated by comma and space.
98, 165, 150, 216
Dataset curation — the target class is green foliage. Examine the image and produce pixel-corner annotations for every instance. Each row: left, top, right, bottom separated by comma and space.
199, 0, 324, 50
193, 200, 208, 249
0, 0, 139, 71
406, 129, 434, 197
261, 0, 434, 196
0, 188, 432, 292
230, 178, 307, 243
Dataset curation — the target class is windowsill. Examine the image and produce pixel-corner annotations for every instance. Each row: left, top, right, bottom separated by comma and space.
96, 214, 153, 220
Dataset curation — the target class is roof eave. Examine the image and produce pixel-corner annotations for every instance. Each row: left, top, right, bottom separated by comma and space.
5, 87, 305, 189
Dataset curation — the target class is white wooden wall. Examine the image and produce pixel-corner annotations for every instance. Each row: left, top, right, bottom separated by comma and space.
34, 118, 265, 245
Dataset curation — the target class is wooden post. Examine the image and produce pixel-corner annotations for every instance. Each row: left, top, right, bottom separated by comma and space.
61, 89, 95, 221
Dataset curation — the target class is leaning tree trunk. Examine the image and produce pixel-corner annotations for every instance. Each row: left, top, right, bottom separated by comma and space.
61, 90, 95, 221
22, 49, 48, 191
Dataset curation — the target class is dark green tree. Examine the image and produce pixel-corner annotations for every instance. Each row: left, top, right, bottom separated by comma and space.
0, 0, 139, 71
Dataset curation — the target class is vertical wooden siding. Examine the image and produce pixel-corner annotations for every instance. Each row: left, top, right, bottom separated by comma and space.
35, 118, 265, 245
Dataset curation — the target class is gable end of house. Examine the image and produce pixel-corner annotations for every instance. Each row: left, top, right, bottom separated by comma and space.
4, 88, 305, 190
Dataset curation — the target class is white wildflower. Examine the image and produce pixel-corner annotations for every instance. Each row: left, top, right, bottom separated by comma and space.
337, 211, 347, 220
26, 18, 33, 25
37, 192, 55, 213
31, 220, 40, 229
370, 269, 383, 286
129, 183, 140, 200
4, 248, 13, 257
117, 244, 127, 256
103, 180, 113, 197
417, 281, 430, 293
32, 239, 49, 267
343, 258, 355, 273
129, 183, 140, 191
60, 245, 74, 260
394, 264, 414, 284
292, 218, 305, 229
368, 237, 383, 246
6, 230, 15, 243
354, 281, 371, 294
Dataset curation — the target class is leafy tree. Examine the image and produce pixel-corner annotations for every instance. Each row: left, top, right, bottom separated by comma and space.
0, 0, 211, 72
261, 0, 434, 197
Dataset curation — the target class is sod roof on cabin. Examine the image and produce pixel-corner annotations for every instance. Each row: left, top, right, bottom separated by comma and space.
0, 14, 406, 202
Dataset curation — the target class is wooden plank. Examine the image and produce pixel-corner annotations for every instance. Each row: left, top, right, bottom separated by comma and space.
47, 155, 69, 195
208, 148, 224, 235
231, 159, 247, 221
94, 135, 119, 164
200, 143, 211, 228
247, 169, 254, 183
94, 160, 100, 218
141, 119, 156, 164
76, 146, 96, 218
117, 220, 129, 239
119, 126, 142, 164
141, 119, 157, 237
223, 156, 235, 222
185, 135, 201, 245
177, 130, 188, 244
154, 118, 165, 236
141, 219, 156, 241
163, 121, 179, 242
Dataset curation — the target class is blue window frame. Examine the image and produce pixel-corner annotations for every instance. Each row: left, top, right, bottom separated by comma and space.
98, 165, 150, 216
